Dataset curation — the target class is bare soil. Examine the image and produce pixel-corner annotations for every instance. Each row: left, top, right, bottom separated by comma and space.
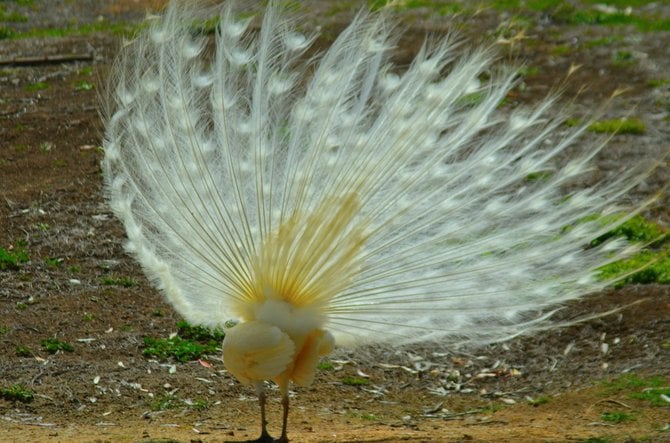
1, 1, 669, 442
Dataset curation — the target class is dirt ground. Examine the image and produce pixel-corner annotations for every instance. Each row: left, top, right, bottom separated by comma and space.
1, 1, 669, 442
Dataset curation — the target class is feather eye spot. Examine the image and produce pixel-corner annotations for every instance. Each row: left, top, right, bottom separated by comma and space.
181, 39, 203, 59
464, 79, 480, 94
269, 75, 294, 96
284, 32, 309, 51
223, 17, 252, 39
141, 78, 160, 93
193, 73, 213, 89
104, 143, 120, 162
228, 49, 252, 66
365, 36, 387, 53
149, 27, 169, 44
116, 88, 136, 106
510, 114, 531, 131
132, 119, 150, 137
418, 58, 440, 77
379, 72, 401, 93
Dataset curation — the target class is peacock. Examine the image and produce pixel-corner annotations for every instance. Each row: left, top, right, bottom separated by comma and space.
102, 1, 663, 442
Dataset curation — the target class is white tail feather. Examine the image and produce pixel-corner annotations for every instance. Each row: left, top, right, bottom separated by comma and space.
103, 1, 662, 350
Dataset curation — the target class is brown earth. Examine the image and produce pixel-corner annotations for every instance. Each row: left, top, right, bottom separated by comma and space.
1, 1, 669, 442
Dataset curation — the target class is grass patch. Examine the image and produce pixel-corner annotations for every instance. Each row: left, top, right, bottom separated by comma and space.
74, 79, 94, 91
150, 392, 179, 411
350, 412, 377, 420
318, 361, 335, 371
341, 376, 370, 386
41, 338, 74, 353
143, 321, 224, 363
528, 395, 551, 406
592, 215, 668, 246
0, 242, 29, 270
176, 320, 225, 342
630, 386, 670, 406
518, 66, 539, 77
45, 257, 62, 267
601, 374, 670, 406
588, 117, 645, 135
598, 249, 670, 286
551, 44, 572, 56
25, 81, 48, 92
8, 20, 142, 39
0, 5, 27, 23
551, 4, 670, 32
368, 0, 462, 15
647, 78, 670, 88
186, 398, 210, 411
524, 171, 552, 182
101, 275, 137, 287
612, 50, 635, 68
0, 384, 33, 403
15, 345, 32, 357
594, 215, 670, 286
584, 35, 623, 48
601, 411, 635, 423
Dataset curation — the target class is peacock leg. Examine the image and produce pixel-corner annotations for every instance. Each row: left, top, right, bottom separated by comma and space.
277, 385, 290, 443
254, 382, 274, 443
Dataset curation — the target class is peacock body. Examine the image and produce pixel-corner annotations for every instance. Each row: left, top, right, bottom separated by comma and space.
102, 2, 660, 441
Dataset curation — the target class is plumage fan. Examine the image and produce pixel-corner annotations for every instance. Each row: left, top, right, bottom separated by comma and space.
103, 2, 662, 441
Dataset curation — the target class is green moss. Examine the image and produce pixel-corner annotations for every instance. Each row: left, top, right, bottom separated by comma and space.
74, 79, 94, 91
41, 338, 74, 353
143, 336, 218, 362
142, 321, 224, 363
647, 79, 670, 88
524, 171, 552, 182
551, 44, 572, 56
612, 50, 635, 68
318, 361, 334, 371
0, 26, 13, 39
584, 35, 624, 48
150, 392, 179, 411
551, 4, 670, 32
0, 384, 33, 402
601, 373, 666, 393
518, 66, 540, 77
601, 411, 635, 423
594, 215, 670, 286
588, 117, 645, 135
11, 21, 142, 39
15, 345, 32, 357
528, 395, 551, 406
564, 117, 581, 127
341, 376, 370, 386
0, 243, 29, 270
188, 398, 210, 411
592, 214, 668, 246
369, 0, 462, 15
45, 257, 62, 267
0, 5, 27, 22
25, 81, 48, 92
176, 320, 225, 342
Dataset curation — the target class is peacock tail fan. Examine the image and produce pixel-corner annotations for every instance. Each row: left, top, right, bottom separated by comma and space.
102, 1, 662, 352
